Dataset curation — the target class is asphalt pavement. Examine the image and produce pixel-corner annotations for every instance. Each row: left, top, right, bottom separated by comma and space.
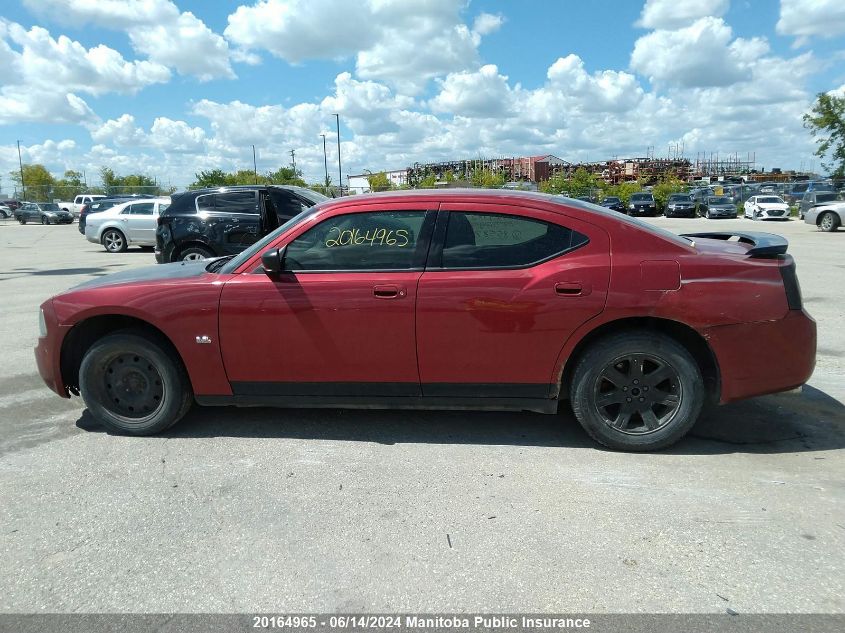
0, 214, 843, 613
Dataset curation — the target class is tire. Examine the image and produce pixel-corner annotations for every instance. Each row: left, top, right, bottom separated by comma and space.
179, 245, 215, 261
41, 215, 50, 225
569, 331, 705, 451
819, 212, 840, 232
79, 331, 193, 436
18, 217, 26, 225
102, 228, 127, 253
705, 210, 712, 219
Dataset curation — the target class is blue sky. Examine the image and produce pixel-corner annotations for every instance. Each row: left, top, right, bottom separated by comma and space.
1, 0, 844, 191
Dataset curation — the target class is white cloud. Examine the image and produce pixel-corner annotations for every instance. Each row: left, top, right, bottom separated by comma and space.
90, 114, 146, 145
472, 13, 504, 36
22, 0, 234, 80
226, 0, 497, 93
631, 17, 755, 87
636, 0, 730, 29
776, 0, 845, 41
225, 0, 380, 63
430, 65, 517, 118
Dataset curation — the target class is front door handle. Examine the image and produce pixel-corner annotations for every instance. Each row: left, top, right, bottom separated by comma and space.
373, 285, 406, 299
555, 282, 590, 297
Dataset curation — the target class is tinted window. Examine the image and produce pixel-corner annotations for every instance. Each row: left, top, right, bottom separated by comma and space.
196, 194, 215, 212
709, 197, 731, 204
759, 197, 784, 204
668, 195, 691, 201
129, 202, 155, 215
793, 184, 808, 193
285, 211, 428, 271
816, 193, 837, 202
630, 194, 653, 202
441, 212, 588, 269
41, 203, 60, 211
216, 191, 257, 214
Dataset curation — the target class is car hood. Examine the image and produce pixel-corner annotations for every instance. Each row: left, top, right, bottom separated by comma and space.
631, 200, 655, 205
708, 204, 736, 210
70, 259, 214, 291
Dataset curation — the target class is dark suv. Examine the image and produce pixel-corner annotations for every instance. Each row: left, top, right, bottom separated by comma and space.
155, 185, 328, 263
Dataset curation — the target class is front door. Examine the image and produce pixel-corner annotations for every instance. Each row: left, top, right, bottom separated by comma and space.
219, 206, 436, 397
416, 204, 610, 399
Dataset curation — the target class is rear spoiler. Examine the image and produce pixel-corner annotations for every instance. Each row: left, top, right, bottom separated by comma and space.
680, 231, 788, 258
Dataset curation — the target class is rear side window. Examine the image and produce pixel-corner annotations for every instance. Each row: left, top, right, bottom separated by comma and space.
195, 191, 258, 214
285, 211, 429, 271
129, 202, 155, 215
441, 212, 588, 269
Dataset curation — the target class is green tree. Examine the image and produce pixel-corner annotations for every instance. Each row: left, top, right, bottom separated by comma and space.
804, 92, 845, 178
418, 173, 437, 188
470, 168, 506, 188
9, 164, 55, 201
652, 176, 687, 211
192, 169, 231, 187
367, 171, 392, 192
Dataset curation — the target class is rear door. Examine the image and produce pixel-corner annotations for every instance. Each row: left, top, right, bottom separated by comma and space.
197, 191, 260, 255
124, 202, 157, 243
416, 203, 610, 398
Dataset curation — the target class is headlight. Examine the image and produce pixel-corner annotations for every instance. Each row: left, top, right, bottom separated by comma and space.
628, 203, 635, 209
38, 308, 47, 337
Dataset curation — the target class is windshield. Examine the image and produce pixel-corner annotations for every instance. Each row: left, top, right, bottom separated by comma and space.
291, 187, 330, 205
631, 194, 653, 202
669, 195, 691, 202
219, 205, 321, 274
758, 196, 784, 204
602, 197, 620, 203
41, 203, 60, 211
708, 197, 731, 204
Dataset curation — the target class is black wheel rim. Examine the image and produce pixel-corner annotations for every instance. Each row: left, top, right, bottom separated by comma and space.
100, 352, 165, 422
592, 353, 682, 435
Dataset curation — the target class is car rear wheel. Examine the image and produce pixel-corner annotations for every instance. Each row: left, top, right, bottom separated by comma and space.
102, 228, 127, 253
569, 331, 704, 451
819, 212, 840, 232
79, 331, 193, 436
179, 245, 215, 261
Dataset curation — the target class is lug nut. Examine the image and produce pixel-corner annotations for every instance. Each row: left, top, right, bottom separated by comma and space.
626, 397, 632, 403
639, 397, 645, 402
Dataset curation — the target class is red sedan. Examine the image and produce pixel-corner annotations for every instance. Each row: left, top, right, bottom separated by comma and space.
36, 190, 816, 451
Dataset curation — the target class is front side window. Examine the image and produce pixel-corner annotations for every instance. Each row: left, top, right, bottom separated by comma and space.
441, 212, 588, 269
285, 211, 429, 271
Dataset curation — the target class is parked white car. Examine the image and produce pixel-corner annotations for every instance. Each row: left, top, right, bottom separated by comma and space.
85, 197, 170, 252
56, 194, 107, 218
743, 195, 790, 220
804, 201, 845, 232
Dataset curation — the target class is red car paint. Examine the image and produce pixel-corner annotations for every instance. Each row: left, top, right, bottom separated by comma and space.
36, 190, 815, 410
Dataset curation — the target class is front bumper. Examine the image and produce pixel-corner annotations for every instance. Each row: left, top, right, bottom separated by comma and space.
706, 309, 816, 404
34, 300, 70, 398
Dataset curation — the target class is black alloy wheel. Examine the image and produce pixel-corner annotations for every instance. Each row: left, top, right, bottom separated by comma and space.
569, 331, 704, 451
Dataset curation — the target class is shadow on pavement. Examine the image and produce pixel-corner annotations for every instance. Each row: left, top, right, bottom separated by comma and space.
76, 382, 845, 455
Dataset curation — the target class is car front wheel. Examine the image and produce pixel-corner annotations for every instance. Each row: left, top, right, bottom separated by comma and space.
18, 216, 26, 224
41, 215, 51, 225
102, 228, 127, 252
819, 212, 840, 232
79, 331, 193, 435
569, 331, 705, 451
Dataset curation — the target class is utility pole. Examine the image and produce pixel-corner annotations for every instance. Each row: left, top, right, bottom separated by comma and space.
334, 113, 342, 196
16, 140, 26, 200
320, 134, 329, 191
252, 144, 258, 184
289, 149, 296, 176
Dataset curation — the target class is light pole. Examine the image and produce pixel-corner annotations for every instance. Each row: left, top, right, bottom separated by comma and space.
320, 134, 330, 192
334, 113, 342, 196
252, 144, 257, 184
16, 140, 25, 200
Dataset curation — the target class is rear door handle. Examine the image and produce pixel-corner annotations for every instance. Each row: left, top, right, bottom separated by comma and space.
373, 285, 406, 299
555, 282, 589, 296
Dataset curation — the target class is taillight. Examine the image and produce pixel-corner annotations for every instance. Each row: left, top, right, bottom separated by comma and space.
779, 259, 802, 310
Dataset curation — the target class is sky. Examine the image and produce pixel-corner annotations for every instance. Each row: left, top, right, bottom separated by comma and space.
1, 0, 845, 192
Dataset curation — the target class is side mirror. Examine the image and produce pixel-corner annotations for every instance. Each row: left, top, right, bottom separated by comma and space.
261, 245, 286, 275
